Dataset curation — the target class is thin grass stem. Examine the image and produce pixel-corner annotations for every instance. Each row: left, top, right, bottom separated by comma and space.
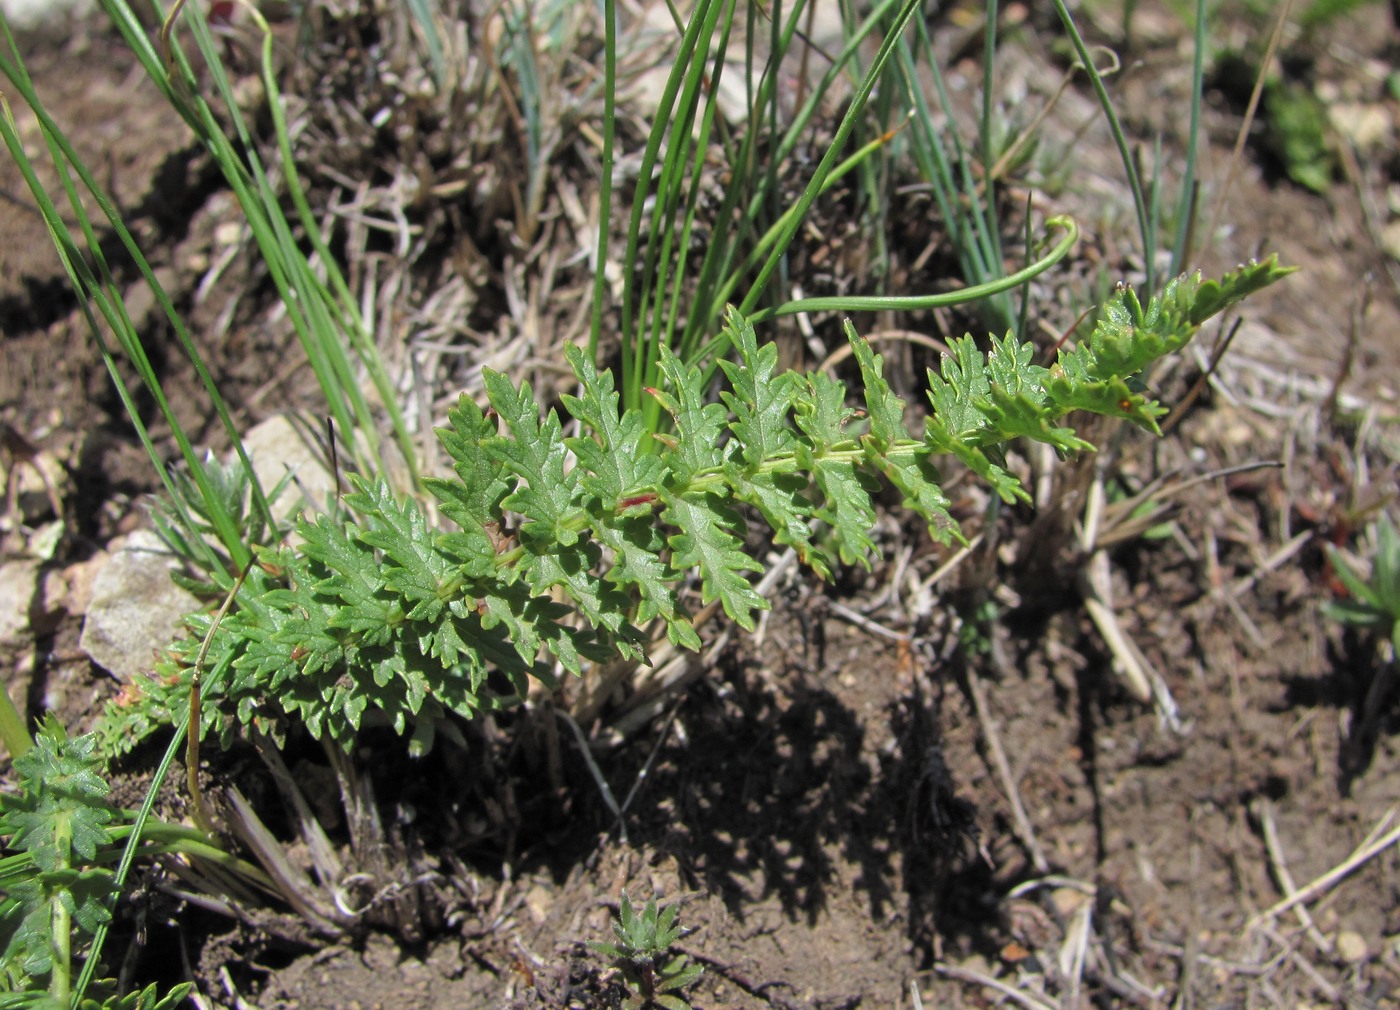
739, 0, 922, 316
1049, 0, 1152, 293
588, 0, 618, 363
0, 685, 31, 760
1170, 0, 1206, 277
750, 215, 1078, 320
980, 0, 1002, 294
0, 79, 255, 572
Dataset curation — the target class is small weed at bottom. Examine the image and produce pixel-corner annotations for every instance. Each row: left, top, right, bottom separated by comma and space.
1326, 514, 1400, 653
589, 893, 703, 1010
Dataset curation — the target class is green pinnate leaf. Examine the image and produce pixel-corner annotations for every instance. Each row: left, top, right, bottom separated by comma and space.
413, 611, 473, 674
430, 394, 509, 517
727, 465, 827, 579
924, 413, 1028, 505
866, 445, 963, 544
345, 476, 456, 623
719, 306, 799, 466
924, 324, 1082, 481
218, 584, 339, 744
653, 349, 728, 480
230, 590, 331, 699
1045, 361, 1166, 434
583, 502, 693, 645
1064, 282, 1192, 382
792, 370, 859, 452
982, 386, 1094, 455
2, 721, 115, 873
562, 343, 664, 502
476, 582, 611, 679
846, 322, 908, 447
428, 394, 509, 576
661, 487, 767, 631
482, 368, 579, 547
559, 343, 690, 644
433, 527, 499, 581
1, 878, 58, 979
298, 514, 400, 643
926, 335, 993, 445
0, 722, 122, 997
517, 538, 645, 658
796, 444, 878, 568
278, 647, 433, 751
1045, 258, 1293, 433
714, 308, 822, 572
1186, 254, 1297, 326
58, 867, 118, 935
790, 370, 874, 568
1064, 268, 1215, 387
93, 265, 1294, 765
411, 610, 530, 706
984, 332, 1050, 405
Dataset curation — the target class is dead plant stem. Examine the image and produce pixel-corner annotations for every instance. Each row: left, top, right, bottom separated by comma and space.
965, 665, 1051, 874
1248, 808, 1400, 928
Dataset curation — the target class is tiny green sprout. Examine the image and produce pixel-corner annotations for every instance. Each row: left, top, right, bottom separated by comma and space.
1325, 514, 1400, 654
588, 893, 703, 1010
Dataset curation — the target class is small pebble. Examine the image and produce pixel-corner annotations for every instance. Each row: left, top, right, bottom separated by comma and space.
1334, 929, 1368, 963
1051, 887, 1089, 918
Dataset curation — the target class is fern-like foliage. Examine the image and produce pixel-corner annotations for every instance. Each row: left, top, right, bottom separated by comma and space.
0, 720, 195, 1009
97, 257, 1292, 757
0, 721, 116, 990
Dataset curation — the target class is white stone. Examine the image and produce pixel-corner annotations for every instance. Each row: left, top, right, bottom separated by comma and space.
1330, 101, 1393, 151
0, 558, 41, 647
1335, 929, 1369, 963
1381, 219, 1400, 263
239, 413, 338, 523
1, 0, 96, 30
79, 530, 200, 682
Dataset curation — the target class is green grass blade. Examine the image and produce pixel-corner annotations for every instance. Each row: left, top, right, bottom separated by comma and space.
0, 29, 262, 570
1049, 0, 1152, 294
246, 6, 420, 489
405, 0, 448, 88
102, 0, 421, 489
618, 0, 724, 409
738, 0, 923, 317
980, 0, 1003, 295
897, 15, 1013, 332
1170, 0, 1206, 277
754, 216, 1079, 320
588, 0, 619, 363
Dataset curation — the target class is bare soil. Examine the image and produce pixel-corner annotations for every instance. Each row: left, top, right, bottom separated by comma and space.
3, 3, 1400, 1009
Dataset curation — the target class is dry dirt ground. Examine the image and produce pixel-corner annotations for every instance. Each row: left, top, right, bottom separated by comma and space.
3, 3, 1400, 1009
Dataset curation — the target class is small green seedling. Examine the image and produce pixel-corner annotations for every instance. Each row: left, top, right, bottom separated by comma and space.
588, 893, 703, 1010
1325, 515, 1400, 653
